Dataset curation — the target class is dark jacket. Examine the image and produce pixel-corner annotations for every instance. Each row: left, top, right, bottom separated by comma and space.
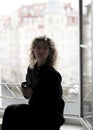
26, 63, 65, 127
1, 63, 65, 130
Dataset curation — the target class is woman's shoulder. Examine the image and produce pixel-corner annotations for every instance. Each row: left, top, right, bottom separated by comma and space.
27, 65, 33, 72
48, 66, 62, 81
48, 66, 61, 74
26, 66, 35, 77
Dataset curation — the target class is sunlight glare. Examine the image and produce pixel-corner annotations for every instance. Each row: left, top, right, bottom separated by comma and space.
0, 0, 21, 15
0, 0, 91, 15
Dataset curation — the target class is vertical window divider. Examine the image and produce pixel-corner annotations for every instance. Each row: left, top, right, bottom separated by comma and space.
79, 0, 83, 118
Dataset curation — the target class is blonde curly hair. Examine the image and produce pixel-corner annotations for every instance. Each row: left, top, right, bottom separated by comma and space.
29, 35, 58, 68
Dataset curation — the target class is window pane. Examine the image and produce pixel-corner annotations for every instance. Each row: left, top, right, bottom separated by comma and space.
0, 0, 80, 116
82, 0, 92, 126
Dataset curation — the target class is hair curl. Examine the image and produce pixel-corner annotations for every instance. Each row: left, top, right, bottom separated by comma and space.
29, 35, 58, 68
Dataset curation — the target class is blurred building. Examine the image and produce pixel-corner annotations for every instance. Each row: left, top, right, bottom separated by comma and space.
0, 0, 79, 85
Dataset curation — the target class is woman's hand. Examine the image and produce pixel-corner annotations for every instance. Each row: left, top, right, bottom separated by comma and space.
21, 87, 33, 99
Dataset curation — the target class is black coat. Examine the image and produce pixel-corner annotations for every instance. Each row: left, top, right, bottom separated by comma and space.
1, 63, 65, 130
26, 63, 65, 127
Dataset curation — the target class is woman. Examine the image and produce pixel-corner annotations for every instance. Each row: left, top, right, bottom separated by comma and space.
1, 35, 65, 130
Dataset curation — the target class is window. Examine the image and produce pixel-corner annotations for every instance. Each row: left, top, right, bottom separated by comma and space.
0, 3, 92, 129
0, 0, 79, 111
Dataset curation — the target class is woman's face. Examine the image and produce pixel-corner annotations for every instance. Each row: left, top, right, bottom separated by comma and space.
34, 42, 50, 65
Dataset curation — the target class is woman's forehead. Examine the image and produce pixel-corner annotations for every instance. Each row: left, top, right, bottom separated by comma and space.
35, 41, 48, 47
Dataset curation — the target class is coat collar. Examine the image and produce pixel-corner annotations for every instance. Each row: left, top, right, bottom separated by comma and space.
34, 62, 49, 72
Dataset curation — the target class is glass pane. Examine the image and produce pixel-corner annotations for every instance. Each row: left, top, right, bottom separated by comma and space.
82, 0, 92, 127
82, 48, 92, 122
0, 0, 80, 116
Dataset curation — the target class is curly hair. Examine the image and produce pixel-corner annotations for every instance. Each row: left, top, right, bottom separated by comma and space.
29, 35, 58, 68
